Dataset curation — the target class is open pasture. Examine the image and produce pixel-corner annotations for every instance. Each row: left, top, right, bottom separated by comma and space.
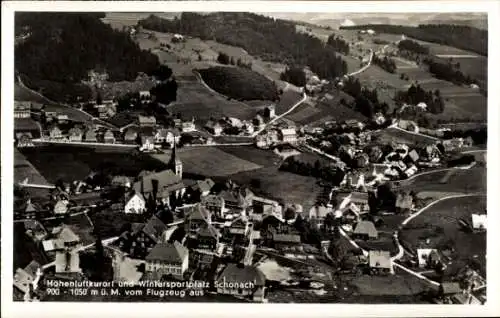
152, 146, 262, 177
169, 81, 257, 121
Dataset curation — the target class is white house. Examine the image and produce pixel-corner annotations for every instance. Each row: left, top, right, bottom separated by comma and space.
182, 120, 196, 133
279, 128, 297, 144
471, 214, 487, 230
416, 102, 428, 111
124, 193, 147, 214
53, 200, 69, 215
145, 242, 189, 279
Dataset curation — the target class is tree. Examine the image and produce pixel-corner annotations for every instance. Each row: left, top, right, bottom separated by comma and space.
217, 52, 230, 65
280, 67, 307, 87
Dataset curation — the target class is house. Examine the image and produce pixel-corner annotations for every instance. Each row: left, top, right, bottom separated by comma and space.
219, 190, 247, 213
145, 241, 189, 279
404, 164, 418, 178
57, 114, 69, 124
49, 126, 63, 140
228, 218, 250, 237
196, 224, 221, 251
185, 204, 211, 233
424, 144, 441, 161
451, 292, 482, 305
55, 249, 81, 273
124, 127, 139, 144
354, 153, 370, 168
416, 102, 427, 111
13, 261, 41, 295
395, 193, 413, 214
141, 136, 155, 152
398, 120, 419, 133
353, 221, 378, 240
15, 132, 34, 148
139, 90, 151, 99
273, 233, 301, 250
194, 179, 215, 197
138, 115, 156, 127
53, 200, 69, 215
201, 195, 225, 219
118, 216, 168, 258
279, 128, 297, 144
84, 129, 97, 142
368, 250, 393, 274
103, 130, 116, 144
373, 113, 386, 125
181, 119, 196, 133
407, 149, 420, 163
417, 248, 442, 269
252, 198, 282, 221
133, 169, 185, 202
15, 101, 32, 118
124, 193, 147, 214
340, 192, 370, 214
68, 127, 83, 142
154, 128, 181, 146
274, 144, 300, 158
215, 264, 266, 299
308, 205, 332, 229
471, 214, 487, 231
24, 220, 48, 242
111, 176, 131, 188
205, 121, 223, 136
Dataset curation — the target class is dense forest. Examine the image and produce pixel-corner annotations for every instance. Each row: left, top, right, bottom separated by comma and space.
15, 13, 160, 102
138, 13, 348, 80
198, 66, 279, 101
326, 34, 350, 55
397, 39, 430, 55
280, 67, 307, 87
394, 84, 445, 114
340, 24, 487, 56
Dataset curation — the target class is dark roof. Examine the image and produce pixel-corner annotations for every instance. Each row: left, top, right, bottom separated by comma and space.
196, 179, 215, 193
24, 261, 41, 277
354, 221, 378, 238
197, 225, 220, 239
145, 241, 188, 264
216, 264, 265, 287
142, 215, 167, 242
408, 149, 420, 162
131, 222, 145, 235
187, 204, 211, 222
133, 170, 183, 194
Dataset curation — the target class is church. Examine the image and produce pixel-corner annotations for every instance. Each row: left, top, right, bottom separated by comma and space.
133, 143, 185, 207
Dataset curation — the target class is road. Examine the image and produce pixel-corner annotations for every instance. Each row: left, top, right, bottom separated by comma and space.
32, 139, 137, 148
347, 49, 374, 77
388, 125, 440, 141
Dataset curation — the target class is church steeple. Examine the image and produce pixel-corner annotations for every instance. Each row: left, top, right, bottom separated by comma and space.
168, 142, 182, 178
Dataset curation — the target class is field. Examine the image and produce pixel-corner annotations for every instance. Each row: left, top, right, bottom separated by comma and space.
350, 270, 430, 296
218, 145, 281, 167
14, 148, 50, 185
372, 127, 438, 145
399, 195, 487, 275
167, 81, 257, 122
152, 147, 262, 177
18, 145, 167, 183
228, 166, 323, 212
285, 90, 363, 126
397, 167, 486, 197
275, 90, 304, 115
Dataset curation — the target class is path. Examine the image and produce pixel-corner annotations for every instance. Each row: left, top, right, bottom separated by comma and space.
388, 124, 440, 142
32, 139, 137, 148
347, 49, 374, 77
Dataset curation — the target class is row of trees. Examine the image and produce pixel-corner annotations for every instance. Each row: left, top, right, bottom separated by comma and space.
138, 13, 348, 80
216, 52, 252, 69
326, 34, 350, 55
424, 57, 477, 86
342, 77, 390, 118
398, 39, 430, 55
372, 54, 397, 73
394, 84, 445, 114
279, 156, 345, 186
341, 24, 487, 56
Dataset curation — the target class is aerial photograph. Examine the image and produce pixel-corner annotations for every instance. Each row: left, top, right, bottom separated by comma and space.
12, 11, 487, 304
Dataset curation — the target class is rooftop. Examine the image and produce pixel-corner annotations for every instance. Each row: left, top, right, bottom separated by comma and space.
216, 264, 265, 287
368, 250, 391, 269
145, 241, 188, 264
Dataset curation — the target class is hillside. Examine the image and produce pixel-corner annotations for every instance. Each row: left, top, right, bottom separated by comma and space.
340, 24, 487, 56
198, 66, 279, 101
138, 12, 348, 80
15, 13, 160, 102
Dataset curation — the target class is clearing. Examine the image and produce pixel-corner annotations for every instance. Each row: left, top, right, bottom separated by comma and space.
152, 146, 262, 177
399, 195, 487, 276
218, 146, 281, 167
373, 127, 438, 145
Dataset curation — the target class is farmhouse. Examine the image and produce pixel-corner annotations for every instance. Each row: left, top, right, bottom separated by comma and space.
14, 101, 32, 118
308, 205, 332, 229
49, 126, 64, 140
438, 282, 462, 300
141, 136, 155, 152
138, 115, 156, 127
228, 218, 251, 238
118, 216, 168, 258
368, 250, 393, 274
395, 193, 413, 214
205, 120, 223, 136
145, 241, 189, 279
15, 132, 34, 148
68, 127, 83, 142
417, 248, 442, 269
55, 249, 81, 274
182, 119, 196, 133
185, 204, 212, 233
273, 233, 301, 250
124, 193, 147, 214
201, 195, 225, 218
353, 221, 378, 240
196, 224, 221, 251
84, 129, 97, 142
398, 120, 419, 133
24, 219, 48, 242
53, 200, 69, 215
13, 261, 41, 295
279, 128, 297, 144
103, 130, 116, 144
471, 214, 487, 230
193, 178, 215, 197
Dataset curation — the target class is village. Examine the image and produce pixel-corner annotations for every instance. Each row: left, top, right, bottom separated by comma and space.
12, 12, 488, 305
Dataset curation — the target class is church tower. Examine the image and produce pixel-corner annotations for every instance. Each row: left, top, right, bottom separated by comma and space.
168, 142, 183, 178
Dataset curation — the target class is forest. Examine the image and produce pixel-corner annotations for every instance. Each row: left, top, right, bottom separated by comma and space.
15, 13, 160, 102
341, 77, 390, 118
279, 156, 345, 186
394, 84, 445, 114
280, 67, 307, 87
372, 54, 397, 74
326, 34, 350, 55
138, 13, 348, 80
341, 24, 487, 56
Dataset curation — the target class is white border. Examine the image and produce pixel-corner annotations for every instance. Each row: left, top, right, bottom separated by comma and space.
2, 1, 499, 318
